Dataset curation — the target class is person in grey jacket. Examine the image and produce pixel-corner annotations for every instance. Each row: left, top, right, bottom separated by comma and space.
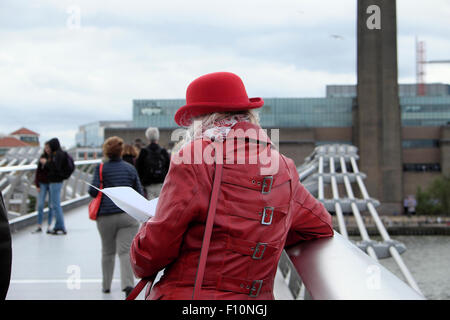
88, 136, 143, 298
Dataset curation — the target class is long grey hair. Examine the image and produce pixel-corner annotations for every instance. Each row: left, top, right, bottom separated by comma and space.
172, 109, 260, 154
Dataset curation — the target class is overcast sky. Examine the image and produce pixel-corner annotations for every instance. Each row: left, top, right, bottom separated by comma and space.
1, 0, 449, 149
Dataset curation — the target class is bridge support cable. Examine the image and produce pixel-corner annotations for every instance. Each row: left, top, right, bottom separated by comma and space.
336, 153, 377, 260
349, 157, 423, 295
328, 156, 348, 238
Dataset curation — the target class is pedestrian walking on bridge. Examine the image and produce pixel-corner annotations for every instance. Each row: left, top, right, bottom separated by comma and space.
42, 138, 68, 235
89, 136, 143, 298
136, 127, 170, 200
32, 142, 54, 234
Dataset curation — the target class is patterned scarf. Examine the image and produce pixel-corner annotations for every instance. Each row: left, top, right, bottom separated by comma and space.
202, 113, 250, 142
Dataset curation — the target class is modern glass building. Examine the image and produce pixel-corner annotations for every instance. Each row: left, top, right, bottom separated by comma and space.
133, 100, 182, 129
257, 98, 353, 128
133, 98, 354, 129
401, 96, 450, 127
133, 94, 450, 129
75, 121, 133, 147
326, 83, 450, 98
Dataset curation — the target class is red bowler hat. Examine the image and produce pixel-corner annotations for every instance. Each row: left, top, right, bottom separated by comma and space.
174, 72, 264, 126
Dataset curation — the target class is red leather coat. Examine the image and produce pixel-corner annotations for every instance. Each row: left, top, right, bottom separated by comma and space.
130, 122, 333, 300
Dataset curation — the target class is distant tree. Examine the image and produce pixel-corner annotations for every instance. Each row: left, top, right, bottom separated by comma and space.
416, 187, 439, 216
416, 176, 450, 216
428, 176, 450, 215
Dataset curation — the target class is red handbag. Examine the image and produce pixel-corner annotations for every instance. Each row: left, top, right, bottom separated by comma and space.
88, 163, 103, 221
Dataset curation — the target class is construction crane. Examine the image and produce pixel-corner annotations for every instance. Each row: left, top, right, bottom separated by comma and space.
426, 60, 450, 64
416, 38, 450, 96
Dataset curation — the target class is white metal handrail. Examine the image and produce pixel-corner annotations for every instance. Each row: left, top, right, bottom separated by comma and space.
287, 232, 424, 300
1, 158, 102, 217
0, 159, 102, 173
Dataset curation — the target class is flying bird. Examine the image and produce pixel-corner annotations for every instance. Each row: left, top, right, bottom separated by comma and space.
330, 34, 344, 40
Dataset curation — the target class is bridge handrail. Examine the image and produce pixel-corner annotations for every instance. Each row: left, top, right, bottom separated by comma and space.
3, 148, 425, 299
287, 232, 425, 300
0, 159, 102, 173
1, 159, 102, 219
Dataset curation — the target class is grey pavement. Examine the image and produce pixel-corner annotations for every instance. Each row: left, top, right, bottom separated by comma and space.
6, 204, 293, 300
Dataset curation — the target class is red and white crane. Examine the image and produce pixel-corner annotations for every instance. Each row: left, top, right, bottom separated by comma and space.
416, 38, 450, 96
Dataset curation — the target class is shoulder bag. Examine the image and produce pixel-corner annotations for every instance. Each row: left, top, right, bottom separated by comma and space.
88, 163, 104, 220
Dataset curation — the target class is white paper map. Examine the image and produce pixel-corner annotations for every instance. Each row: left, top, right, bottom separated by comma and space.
86, 182, 158, 222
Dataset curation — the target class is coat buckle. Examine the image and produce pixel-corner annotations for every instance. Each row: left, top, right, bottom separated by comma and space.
261, 207, 274, 225
252, 242, 267, 260
261, 176, 273, 194
249, 280, 263, 297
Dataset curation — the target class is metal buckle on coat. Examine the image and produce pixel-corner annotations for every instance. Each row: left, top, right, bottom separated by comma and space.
252, 242, 267, 260
261, 176, 273, 194
249, 280, 263, 297
261, 207, 274, 225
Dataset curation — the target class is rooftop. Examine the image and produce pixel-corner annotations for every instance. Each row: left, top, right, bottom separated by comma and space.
10, 127, 40, 136
0, 136, 30, 148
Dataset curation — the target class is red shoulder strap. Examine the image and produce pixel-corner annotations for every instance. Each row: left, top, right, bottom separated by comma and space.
192, 145, 223, 300
99, 163, 103, 188
125, 276, 155, 300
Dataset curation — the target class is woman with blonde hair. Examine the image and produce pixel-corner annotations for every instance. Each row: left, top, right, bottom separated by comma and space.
89, 136, 143, 298
129, 72, 333, 300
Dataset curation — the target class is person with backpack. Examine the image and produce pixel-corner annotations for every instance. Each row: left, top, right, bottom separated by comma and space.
32, 142, 54, 234
136, 127, 170, 200
42, 138, 71, 235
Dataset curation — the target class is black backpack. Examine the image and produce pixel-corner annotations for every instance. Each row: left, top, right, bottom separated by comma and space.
141, 147, 168, 185
60, 152, 75, 180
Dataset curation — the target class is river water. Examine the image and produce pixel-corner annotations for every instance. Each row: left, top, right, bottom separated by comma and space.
352, 236, 450, 300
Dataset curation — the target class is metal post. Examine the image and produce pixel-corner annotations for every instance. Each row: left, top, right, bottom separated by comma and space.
329, 156, 348, 238
318, 156, 324, 200
299, 164, 317, 181
340, 156, 378, 260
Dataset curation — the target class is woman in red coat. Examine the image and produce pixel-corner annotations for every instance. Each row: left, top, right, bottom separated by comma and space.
130, 72, 334, 300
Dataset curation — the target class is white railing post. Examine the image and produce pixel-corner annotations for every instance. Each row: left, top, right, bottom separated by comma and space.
329, 156, 348, 238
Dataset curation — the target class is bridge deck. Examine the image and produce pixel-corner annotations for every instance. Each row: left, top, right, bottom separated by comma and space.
6, 205, 293, 300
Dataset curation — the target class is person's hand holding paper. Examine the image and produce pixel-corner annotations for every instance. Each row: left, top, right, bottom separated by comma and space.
87, 182, 157, 222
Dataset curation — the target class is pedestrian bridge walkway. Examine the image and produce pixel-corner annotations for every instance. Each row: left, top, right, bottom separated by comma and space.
6, 204, 294, 300
3, 145, 425, 300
